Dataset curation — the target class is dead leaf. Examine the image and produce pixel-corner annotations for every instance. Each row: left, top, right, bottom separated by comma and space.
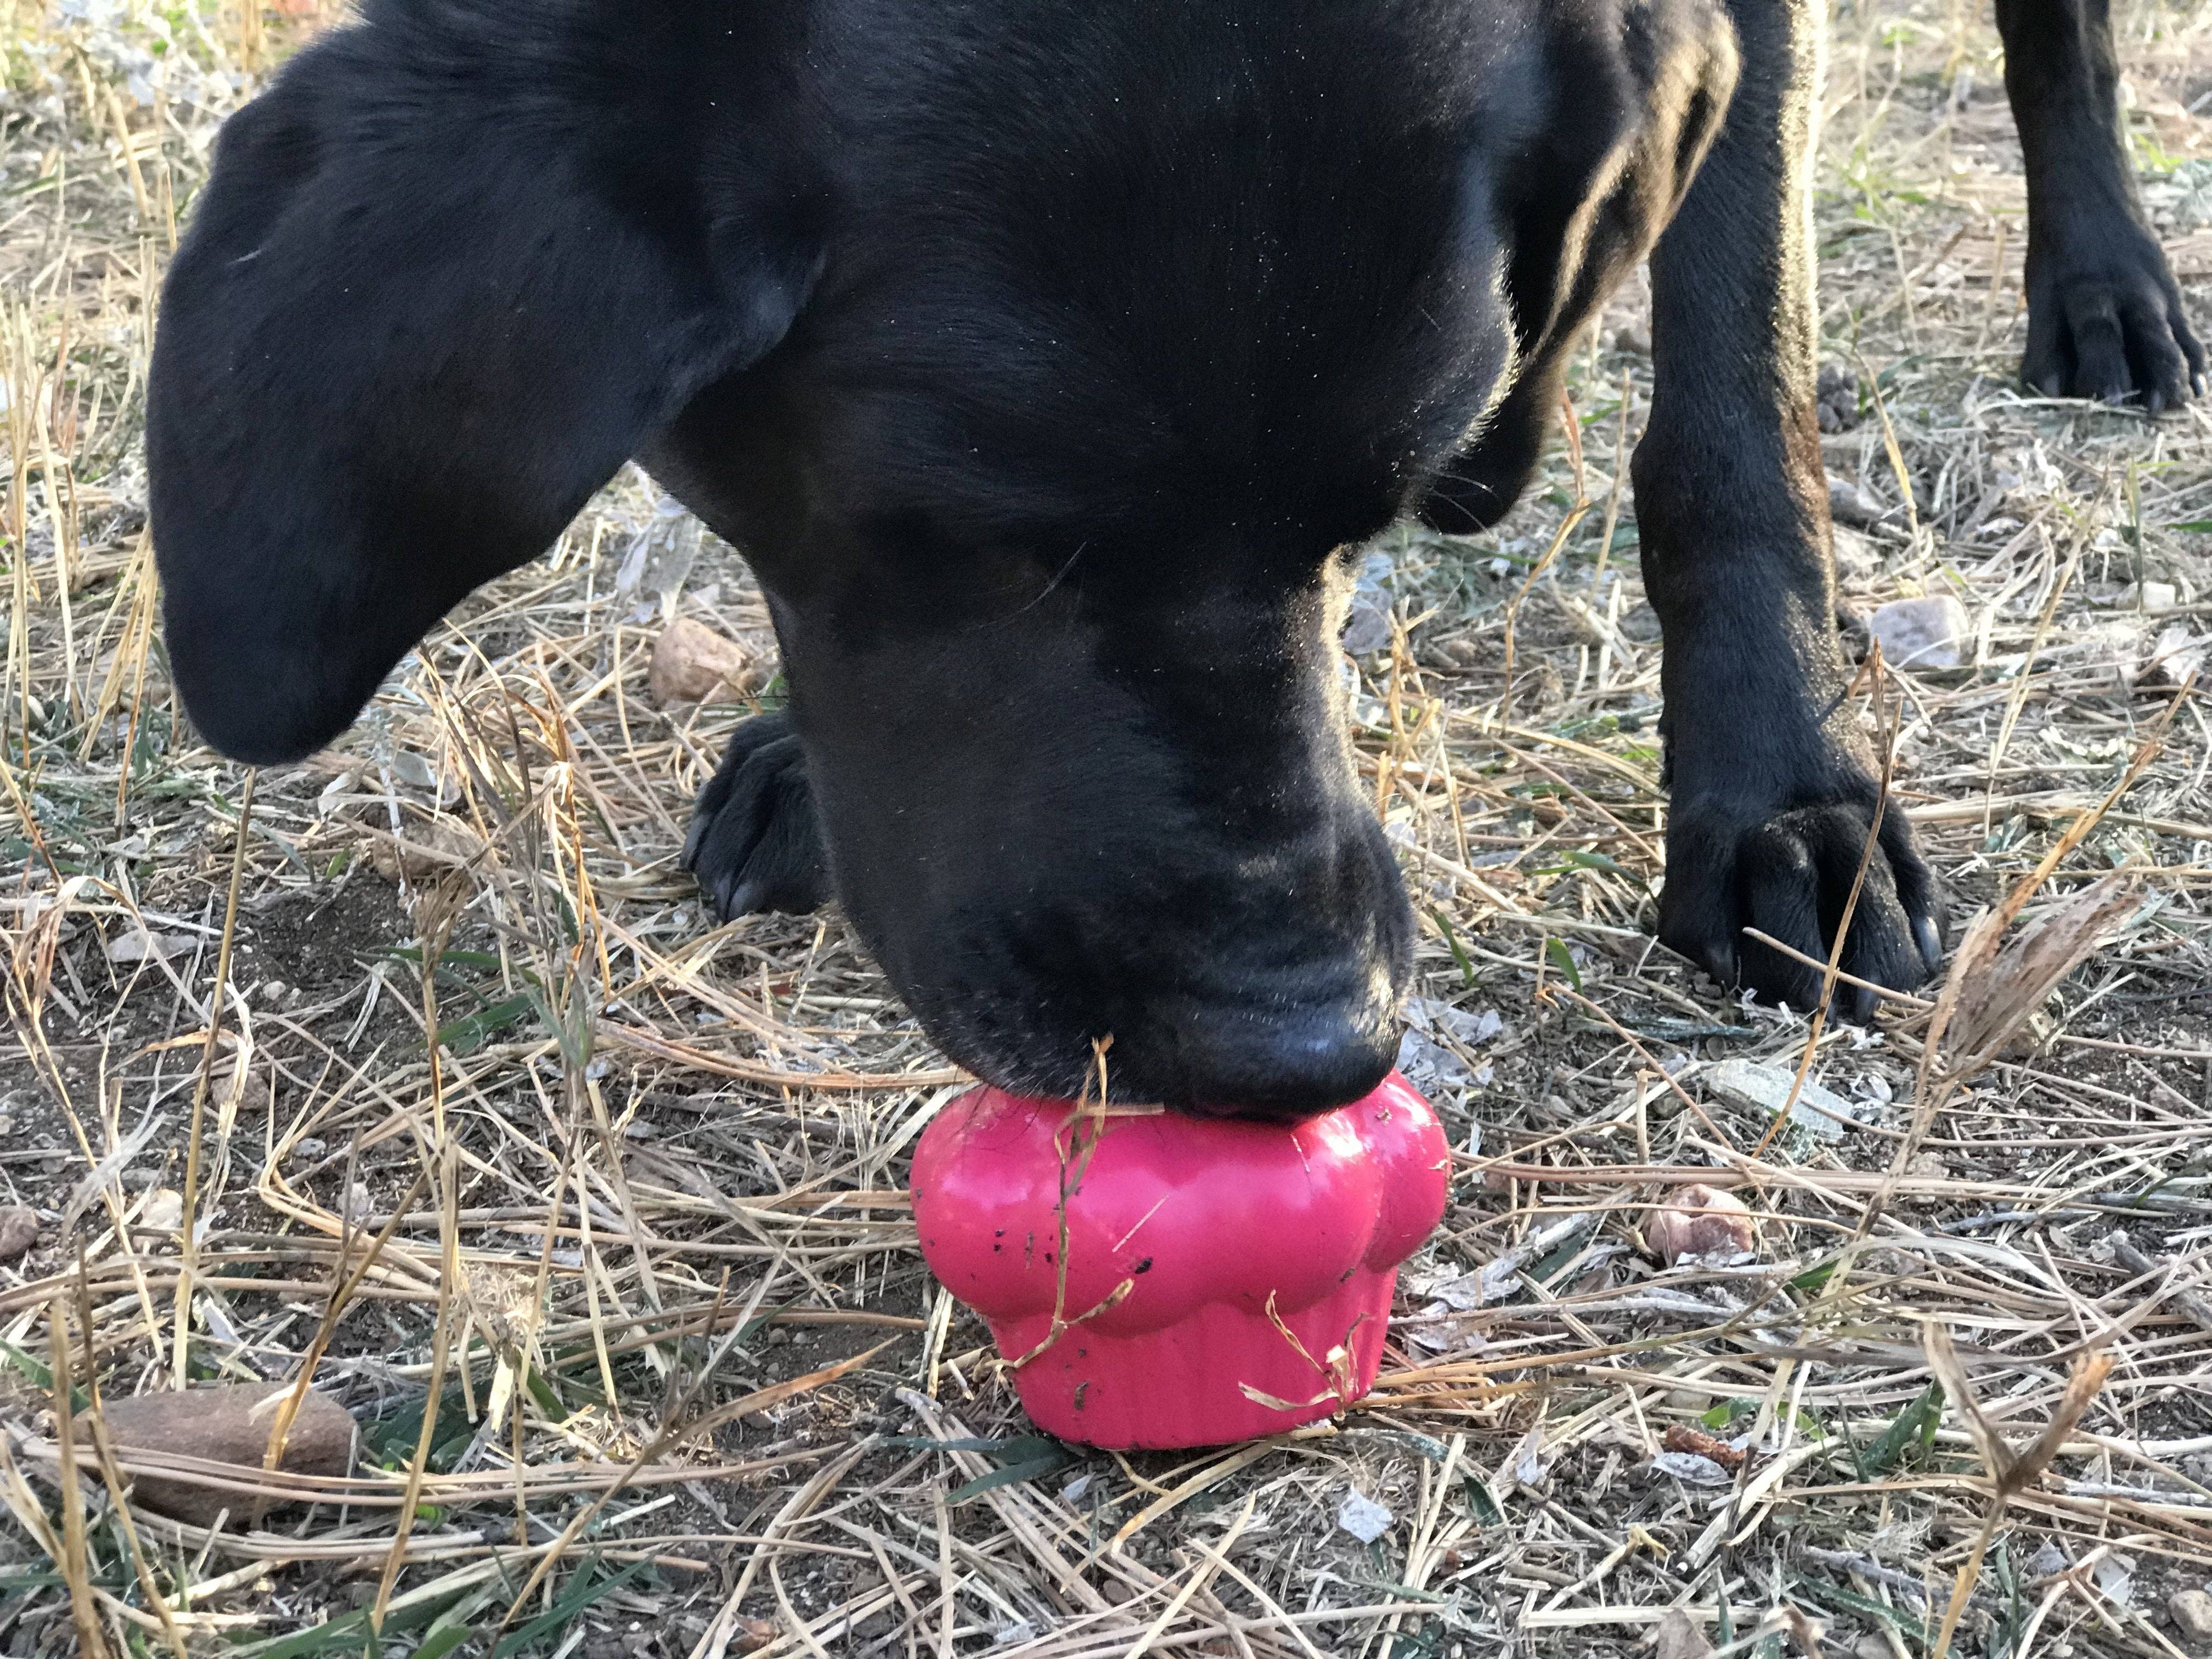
648, 617, 755, 706
1662, 1424, 1745, 1469
1652, 1608, 1714, 1659
1945, 876, 2141, 1073
361, 819, 481, 883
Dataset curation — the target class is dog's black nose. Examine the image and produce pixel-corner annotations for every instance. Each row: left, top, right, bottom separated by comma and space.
1165, 996, 1401, 1123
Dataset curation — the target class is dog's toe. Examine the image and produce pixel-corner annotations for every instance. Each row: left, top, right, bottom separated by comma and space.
682, 712, 833, 919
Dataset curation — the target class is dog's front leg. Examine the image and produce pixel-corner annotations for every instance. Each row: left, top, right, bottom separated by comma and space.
2000, 0, 2203, 408
1631, 0, 1940, 1017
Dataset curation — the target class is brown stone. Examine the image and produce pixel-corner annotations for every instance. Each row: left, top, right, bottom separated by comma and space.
1645, 1184, 1757, 1266
84, 1381, 354, 1527
0, 1207, 38, 1263
648, 618, 754, 707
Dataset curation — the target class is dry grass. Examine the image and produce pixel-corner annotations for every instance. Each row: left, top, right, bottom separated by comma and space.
5, 0, 2212, 1654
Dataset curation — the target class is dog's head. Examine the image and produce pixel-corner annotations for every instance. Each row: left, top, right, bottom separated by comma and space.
151, 0, 1726, 1115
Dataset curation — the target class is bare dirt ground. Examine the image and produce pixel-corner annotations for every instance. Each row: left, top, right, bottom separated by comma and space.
6, 1, 2212, 1655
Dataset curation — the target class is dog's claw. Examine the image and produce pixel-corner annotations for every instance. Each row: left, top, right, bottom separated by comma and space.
1913, 914, 1943, 974
1661, 795, 1942, 1018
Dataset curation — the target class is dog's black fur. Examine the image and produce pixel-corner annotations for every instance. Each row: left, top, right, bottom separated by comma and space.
148, 0, 2197, 1118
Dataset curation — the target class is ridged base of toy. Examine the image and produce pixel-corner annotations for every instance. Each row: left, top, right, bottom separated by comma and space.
988, 1268, 1397, 1449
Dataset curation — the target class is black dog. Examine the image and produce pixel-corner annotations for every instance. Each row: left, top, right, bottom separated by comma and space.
148, 0, 2197, 1118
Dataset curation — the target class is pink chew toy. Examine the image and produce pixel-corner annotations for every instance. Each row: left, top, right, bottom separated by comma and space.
911, 1071, 1449, 1449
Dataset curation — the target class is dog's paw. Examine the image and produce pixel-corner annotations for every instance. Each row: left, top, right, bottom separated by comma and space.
1658, 794, 1941, 1023
2023, 223, 2205, 413
682, 712, 833, 919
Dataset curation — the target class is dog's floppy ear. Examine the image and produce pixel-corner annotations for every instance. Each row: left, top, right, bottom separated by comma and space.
149, 5, 820, 763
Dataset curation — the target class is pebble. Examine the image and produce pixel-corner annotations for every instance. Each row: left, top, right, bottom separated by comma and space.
0, 1207, 38, 1263
1828, 474, 1892, 528
1868, 595, 1972, 671
86, 1381, 355, 1527
2118, 580, 2179, 612
2172, 1590, 2212, 1643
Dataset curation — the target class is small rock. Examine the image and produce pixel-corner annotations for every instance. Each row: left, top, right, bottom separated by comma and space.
1827, 474, 1892, 528
1645, 1184, 1757, 1266
288, 1138, 328, 1165
1868, 595, 1973, 672
0, 1207, 39, 1263
140, 1189, 183, 1232
2170, 1589, 2212, 1643
1852, 1635, 1890, 1659
731, 1618, 778, 1655
108, 928, 194, 965
84, 1381, 356, 1527
648, 618, 755, 706
1816, 365, 1861, 432
1707, 1058, 1858, 1139
1337, 1490, 1393, 1543
2118, 580, 2180, 613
